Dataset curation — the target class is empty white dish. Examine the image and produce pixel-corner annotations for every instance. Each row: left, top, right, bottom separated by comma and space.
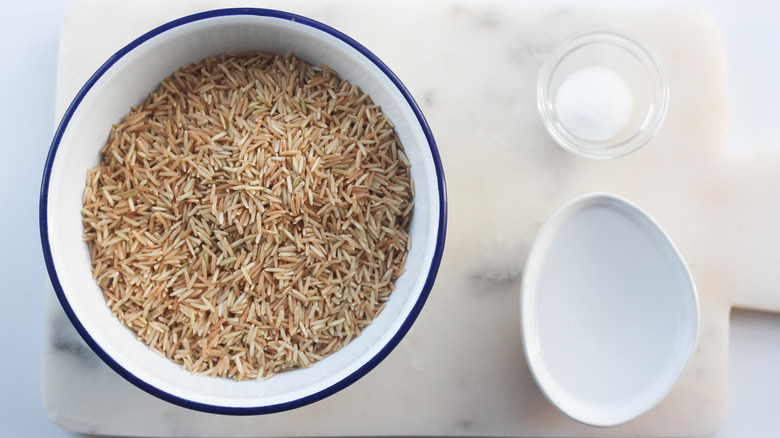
520, 193, 698, 427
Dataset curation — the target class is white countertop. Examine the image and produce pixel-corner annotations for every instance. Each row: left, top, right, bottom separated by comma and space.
3, 0, 780, 436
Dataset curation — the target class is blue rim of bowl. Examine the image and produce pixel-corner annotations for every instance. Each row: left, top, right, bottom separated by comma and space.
39, 7, 447, 416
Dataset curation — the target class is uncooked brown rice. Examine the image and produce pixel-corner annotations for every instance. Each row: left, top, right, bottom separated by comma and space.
81, 52, 413, 381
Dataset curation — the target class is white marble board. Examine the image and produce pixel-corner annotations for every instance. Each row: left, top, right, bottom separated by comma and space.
43, 0, 779, 436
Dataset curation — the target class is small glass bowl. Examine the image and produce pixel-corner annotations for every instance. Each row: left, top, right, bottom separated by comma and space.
537, 29, 669, 159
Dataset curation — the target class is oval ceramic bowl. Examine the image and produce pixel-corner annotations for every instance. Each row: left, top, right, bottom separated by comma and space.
40, 8, 447, 415
521, 193, 698, 427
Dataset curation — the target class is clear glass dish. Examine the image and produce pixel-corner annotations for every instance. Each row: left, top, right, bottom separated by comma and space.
537, 29, 669, 159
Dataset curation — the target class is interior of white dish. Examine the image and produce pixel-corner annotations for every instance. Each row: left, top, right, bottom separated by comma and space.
521, 193, 698, 427
46, 13, 440, 408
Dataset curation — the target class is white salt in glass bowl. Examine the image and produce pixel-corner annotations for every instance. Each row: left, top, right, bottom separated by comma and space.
537, 29, 669, 159
40, 8, 446, 415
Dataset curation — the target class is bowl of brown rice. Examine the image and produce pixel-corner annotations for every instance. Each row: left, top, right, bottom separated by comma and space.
40, 8, 446, 414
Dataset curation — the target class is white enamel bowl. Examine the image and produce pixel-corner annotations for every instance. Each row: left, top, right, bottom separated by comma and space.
40, 8, 447, 415
521, 193, 698, 427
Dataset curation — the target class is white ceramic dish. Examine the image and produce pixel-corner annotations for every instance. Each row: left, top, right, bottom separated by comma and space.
40, 8, 447, 415
521, 193, 698, 427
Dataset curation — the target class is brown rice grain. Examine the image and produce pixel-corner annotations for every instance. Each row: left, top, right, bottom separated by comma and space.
82, 52, 413, 381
